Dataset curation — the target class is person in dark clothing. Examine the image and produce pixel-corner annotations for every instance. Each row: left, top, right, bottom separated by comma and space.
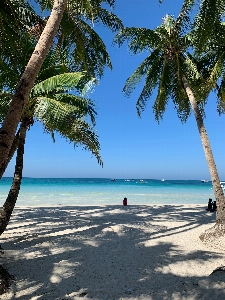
207, 198, 213, 211
212, 201, 217, 212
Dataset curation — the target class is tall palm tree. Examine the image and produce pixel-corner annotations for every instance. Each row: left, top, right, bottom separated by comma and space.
0, 0, 66, 175
114, 6, 225, 238
0, 0, 123, 177
0, 70, 102, 235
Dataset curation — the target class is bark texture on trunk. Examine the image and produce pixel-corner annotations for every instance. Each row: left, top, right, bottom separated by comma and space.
0, 0, 67, 178
0, 129, 20, 178
182, 74, 225, 240
0, 121, 27, 236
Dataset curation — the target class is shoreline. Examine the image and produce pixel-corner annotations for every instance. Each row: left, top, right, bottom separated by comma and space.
1, 203, 211, 208
1, 204, 225, 299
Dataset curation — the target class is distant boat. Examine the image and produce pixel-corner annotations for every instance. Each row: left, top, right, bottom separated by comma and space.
110, 179, 116, 181
201, 180, 208, 182
161, 179, 165, 182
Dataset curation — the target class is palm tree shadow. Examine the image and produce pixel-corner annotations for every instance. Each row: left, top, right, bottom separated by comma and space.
0, 205, 224, 299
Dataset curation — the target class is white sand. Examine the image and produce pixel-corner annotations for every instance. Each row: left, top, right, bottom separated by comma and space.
0, 204, 225, 300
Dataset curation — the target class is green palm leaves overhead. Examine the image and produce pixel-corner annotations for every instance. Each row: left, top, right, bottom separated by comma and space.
0, 71, 103, 166
172, 0, 225, 113
115, 14, 200, 122
115, 3, 225, 236
35, 0, 123, 79
0, 0, 39, 51
192, 0, 225, 53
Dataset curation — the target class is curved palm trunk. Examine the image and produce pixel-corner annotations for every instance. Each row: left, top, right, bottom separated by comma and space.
0, 122, 27, 236
182, 74, 225, 239
0, 129, 20, 178
0, 0, 67, 178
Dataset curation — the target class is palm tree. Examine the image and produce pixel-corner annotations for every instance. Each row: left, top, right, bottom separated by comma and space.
0, 70, 102, 235
0, 0, 123, 177
114, 6, 225, 238
0, 0, 66, 175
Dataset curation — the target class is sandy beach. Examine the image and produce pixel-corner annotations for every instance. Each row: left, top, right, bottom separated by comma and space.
0, 204, 225, 299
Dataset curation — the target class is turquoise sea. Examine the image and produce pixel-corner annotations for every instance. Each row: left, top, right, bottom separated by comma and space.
0, 178, 215, 207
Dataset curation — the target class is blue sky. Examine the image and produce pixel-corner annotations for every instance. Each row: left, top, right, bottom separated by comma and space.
4, 0, 225, 180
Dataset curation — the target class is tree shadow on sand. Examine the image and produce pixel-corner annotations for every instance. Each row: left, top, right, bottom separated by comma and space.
0, 205, 224, 299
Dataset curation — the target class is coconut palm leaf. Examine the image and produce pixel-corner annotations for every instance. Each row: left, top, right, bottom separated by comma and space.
67, 119, 102, 166
0, 0, 39, 52
37, 0, 122, 80
171, 57, 191, 122
94, 8, 123, 32
33, 96, 102, 165
175, 0, 195, 34
135, 51, 164, 117
123, 50, 161, 100
217, 78, 225, 114
36, 64, 69, 83
153, 57, 172, 122
53, 94, 97, 124
193, 0, 225, 53
0, 32, 38, 91
114, 27, 161, 54
60, 15, 112, 78
31, 72, 84, 96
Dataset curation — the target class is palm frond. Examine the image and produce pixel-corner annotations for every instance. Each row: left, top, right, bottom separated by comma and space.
36, 64, 69, 83
205, 53, 225, 92
60, 14, 112, 78
34, 96, 102, 165
92, 8, 123, 32
32, 72, 84, 96
0, 0, 40, 53
184, 53, 201, 81
66, 119, 103, 166
216, 78, 225, 114
53, 94, 97, 125
172, 56, 191, 122
175, 0, 195, 33
136, 51, 164, 116
114, 27, 160, 54
123, 50, 161, 99
153, 57, 171, 121
193, 0, 225, 53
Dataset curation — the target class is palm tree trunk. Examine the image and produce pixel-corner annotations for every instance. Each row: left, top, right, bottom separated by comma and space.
0, 121, 27, 236
0, 129, 20, 178
0, 0, 67, 178
182, 74, 225, 240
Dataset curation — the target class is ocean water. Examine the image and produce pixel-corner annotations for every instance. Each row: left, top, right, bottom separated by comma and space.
0, 178, 215, 207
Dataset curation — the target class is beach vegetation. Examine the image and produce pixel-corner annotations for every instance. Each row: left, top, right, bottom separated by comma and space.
114, 0, 225, 241
0, 58, 102, 235
0, 0, 123, 178
187, 0, 225, 241
0, 0, 123, 236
